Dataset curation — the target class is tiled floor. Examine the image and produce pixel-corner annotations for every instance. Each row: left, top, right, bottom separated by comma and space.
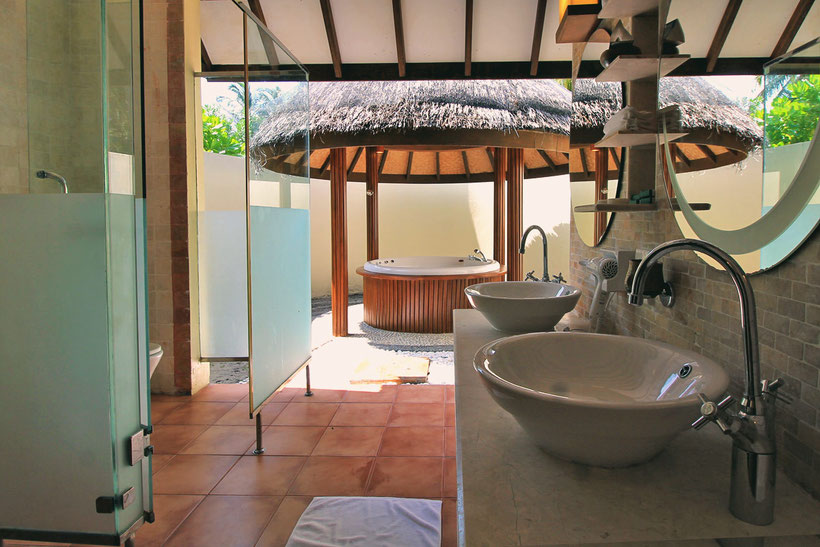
143, 382, 457, 546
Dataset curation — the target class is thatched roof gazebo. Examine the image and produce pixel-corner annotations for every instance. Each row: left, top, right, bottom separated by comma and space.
569, 77, 763, 181
252, 80, 574, 336
252, 80, 572, 183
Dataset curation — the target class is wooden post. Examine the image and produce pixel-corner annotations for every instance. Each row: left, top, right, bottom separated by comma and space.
506, 148, 524, 281
593, 147, 607, 242
330, 148, 348, 337
493, 147, 507, 265
366, 147, 379, 261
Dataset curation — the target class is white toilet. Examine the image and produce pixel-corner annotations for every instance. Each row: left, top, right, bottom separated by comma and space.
149, 343, 164, 378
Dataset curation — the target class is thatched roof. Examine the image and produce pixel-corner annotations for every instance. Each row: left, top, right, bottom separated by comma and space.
569, 76, 763, 179
251, 80, 572, 183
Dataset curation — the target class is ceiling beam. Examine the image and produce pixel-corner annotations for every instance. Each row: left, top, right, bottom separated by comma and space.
462, 151, 471, 181
319, 0, 343, 78
609, 147, 620, 169
319, 152, 332, 175
248, 0, 280, 67
203, 57, 771, 82
705, 0, 743, 73
697, 144, 718, 165
405, 151, 414, 180
465, 0, 474, 76
436, 152, 441, 181
771, 0, 815, 58
347, 147, 364, 176
486, 147, 495, 169
580, 148, 589, 176
201, 40, 213, 72
379, 150, 389, 174
530, 0, 548, 77
538, 149, 556, 169
392, 0, 407, 78
674, 146, 692, 168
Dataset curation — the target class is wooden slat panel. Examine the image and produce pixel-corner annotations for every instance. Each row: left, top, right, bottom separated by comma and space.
366, 148, 380, 261
493, 148, 507, 265
330, 148, 348, 336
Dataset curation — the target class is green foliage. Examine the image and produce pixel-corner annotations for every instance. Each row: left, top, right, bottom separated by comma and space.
751, 74, 820, 147
202, 105, 245, 156
201, 84, 282, 156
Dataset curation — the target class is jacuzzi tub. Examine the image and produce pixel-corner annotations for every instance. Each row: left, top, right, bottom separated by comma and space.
357, 256, 506, 333
363, 256, 501, 276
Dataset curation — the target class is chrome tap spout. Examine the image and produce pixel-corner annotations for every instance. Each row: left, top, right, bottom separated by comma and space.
520, 225, 550, 282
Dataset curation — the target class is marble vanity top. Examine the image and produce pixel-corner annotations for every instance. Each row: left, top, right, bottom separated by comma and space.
454, 309, 820, 546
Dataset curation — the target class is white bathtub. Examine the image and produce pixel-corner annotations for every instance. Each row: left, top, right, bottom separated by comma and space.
363, 256, 501, 276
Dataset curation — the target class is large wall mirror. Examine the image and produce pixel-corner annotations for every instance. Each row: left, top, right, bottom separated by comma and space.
658, 8, 819, 273
570, 78, 626, 247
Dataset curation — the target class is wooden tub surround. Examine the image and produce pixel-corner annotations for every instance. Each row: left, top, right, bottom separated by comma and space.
357, 267, 507, 333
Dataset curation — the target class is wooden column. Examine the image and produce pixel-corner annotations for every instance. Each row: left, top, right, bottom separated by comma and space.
493, 147, 507, 265
593, 147, 607, 242
330, 148, 348, 337
506, 148, 524, 281
366, 147, 379, 261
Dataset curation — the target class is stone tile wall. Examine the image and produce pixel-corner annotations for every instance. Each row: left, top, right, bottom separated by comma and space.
0, 1, 28, 195
569, 169, 820, 499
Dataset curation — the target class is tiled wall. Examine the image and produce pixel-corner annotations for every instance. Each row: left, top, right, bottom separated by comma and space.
0, 0, 27, 195
569, 172, 820, 499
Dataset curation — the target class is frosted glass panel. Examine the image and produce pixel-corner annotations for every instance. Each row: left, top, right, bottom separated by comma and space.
0, 195, 116, 535
249, 207, 311, 408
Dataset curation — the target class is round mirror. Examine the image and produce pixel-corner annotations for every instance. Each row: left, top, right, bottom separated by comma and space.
570, 78, 626, 247
659, 35, 820, 273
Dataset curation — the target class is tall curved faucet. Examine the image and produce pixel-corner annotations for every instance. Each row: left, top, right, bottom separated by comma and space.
519, 225, 550, 282
628, 238, 786, 525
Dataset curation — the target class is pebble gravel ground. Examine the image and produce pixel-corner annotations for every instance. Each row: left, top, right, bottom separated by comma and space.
210, 294, 455, 384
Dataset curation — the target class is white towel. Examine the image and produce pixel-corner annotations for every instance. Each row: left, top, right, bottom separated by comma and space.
286, 497, 442, 547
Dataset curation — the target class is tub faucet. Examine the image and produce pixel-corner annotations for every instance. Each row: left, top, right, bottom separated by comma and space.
36, 170, 68, 194
628, 238, 787, 526
468, 249, 489, 262
520, 225, 562, 283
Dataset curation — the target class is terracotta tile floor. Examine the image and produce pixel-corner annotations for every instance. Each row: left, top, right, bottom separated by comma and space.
138, 383, 457, 546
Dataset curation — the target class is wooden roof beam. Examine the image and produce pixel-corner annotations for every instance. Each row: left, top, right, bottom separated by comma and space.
485, 147, 495, 169
319, 151, 332, 175
537, 149, 556, 169
347, 147, 364, 176
465, 0, 474, 76
706, 0, 743, 73
436, 152, 441, 181
771, 0, 815, 58
462, 151, 471, 181
580, 148, 589, 176
319, 0, 343, 78
674, 146, 692, 168
697, 144, 718, 165
201, 40, 213, 72
392, 0, 407, 78
405, 151, 414, 180
378, 150, 389, 174
530, 0, 547, 77
609, 147, 620, 170
248, 0, 280, 67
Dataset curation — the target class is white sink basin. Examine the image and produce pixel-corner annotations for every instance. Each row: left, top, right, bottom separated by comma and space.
465, 281, 581, 333
474, 332, 730, 467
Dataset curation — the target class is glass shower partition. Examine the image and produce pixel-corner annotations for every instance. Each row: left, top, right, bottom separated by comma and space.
0, 0, 151, 544
238, 2, 312, 426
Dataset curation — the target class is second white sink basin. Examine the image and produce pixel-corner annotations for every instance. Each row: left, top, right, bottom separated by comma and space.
474, 332, 730, 467
465, 281, 581, 333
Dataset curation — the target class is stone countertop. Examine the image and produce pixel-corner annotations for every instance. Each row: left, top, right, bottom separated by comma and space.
454, 309, 820, 546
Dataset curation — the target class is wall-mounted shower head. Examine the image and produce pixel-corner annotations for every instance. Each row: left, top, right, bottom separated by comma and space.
36, 170, 68, 194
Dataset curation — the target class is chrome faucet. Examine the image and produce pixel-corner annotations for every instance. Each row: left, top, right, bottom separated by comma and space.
520, 225, 564, 283
628, 238, 787, 526
36, 170, 68, 194
468, 249, 489, 263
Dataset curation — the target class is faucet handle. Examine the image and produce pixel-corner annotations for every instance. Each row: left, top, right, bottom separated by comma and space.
525, 270, 538, 282
552, 272, 566, 284
692, 394, 735, 433
762, 378, 794, 405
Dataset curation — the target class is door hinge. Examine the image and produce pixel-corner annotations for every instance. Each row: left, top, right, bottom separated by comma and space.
129, 429, 153, 466
96, 487, 136, 514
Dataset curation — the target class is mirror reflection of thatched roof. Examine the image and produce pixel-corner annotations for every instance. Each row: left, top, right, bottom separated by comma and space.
570, 77, 763, 179
252, 80, 572, 183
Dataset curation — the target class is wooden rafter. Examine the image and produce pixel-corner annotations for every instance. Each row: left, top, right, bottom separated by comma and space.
379, 150, 389, 174
706, 0, 743, 73
485, 147, 495, 169
319, 0, 343, 78
609, 147, 620, 169
771, 0, 815, 58
697, 144, 718, 165
248, 0, 280, 67
674, 146, 692, 168
347, 147, 364, 176
462, 151, 471, 181
201, 40, 213, 72
405, 151, 414, 180
530, 0, 548, 76
537, 149, 556, 169
580, 148, 589, 176
465, 0, 474, 76
392, 0, 407, 77
436, 152, 441, 181
319, 152, 332, 175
